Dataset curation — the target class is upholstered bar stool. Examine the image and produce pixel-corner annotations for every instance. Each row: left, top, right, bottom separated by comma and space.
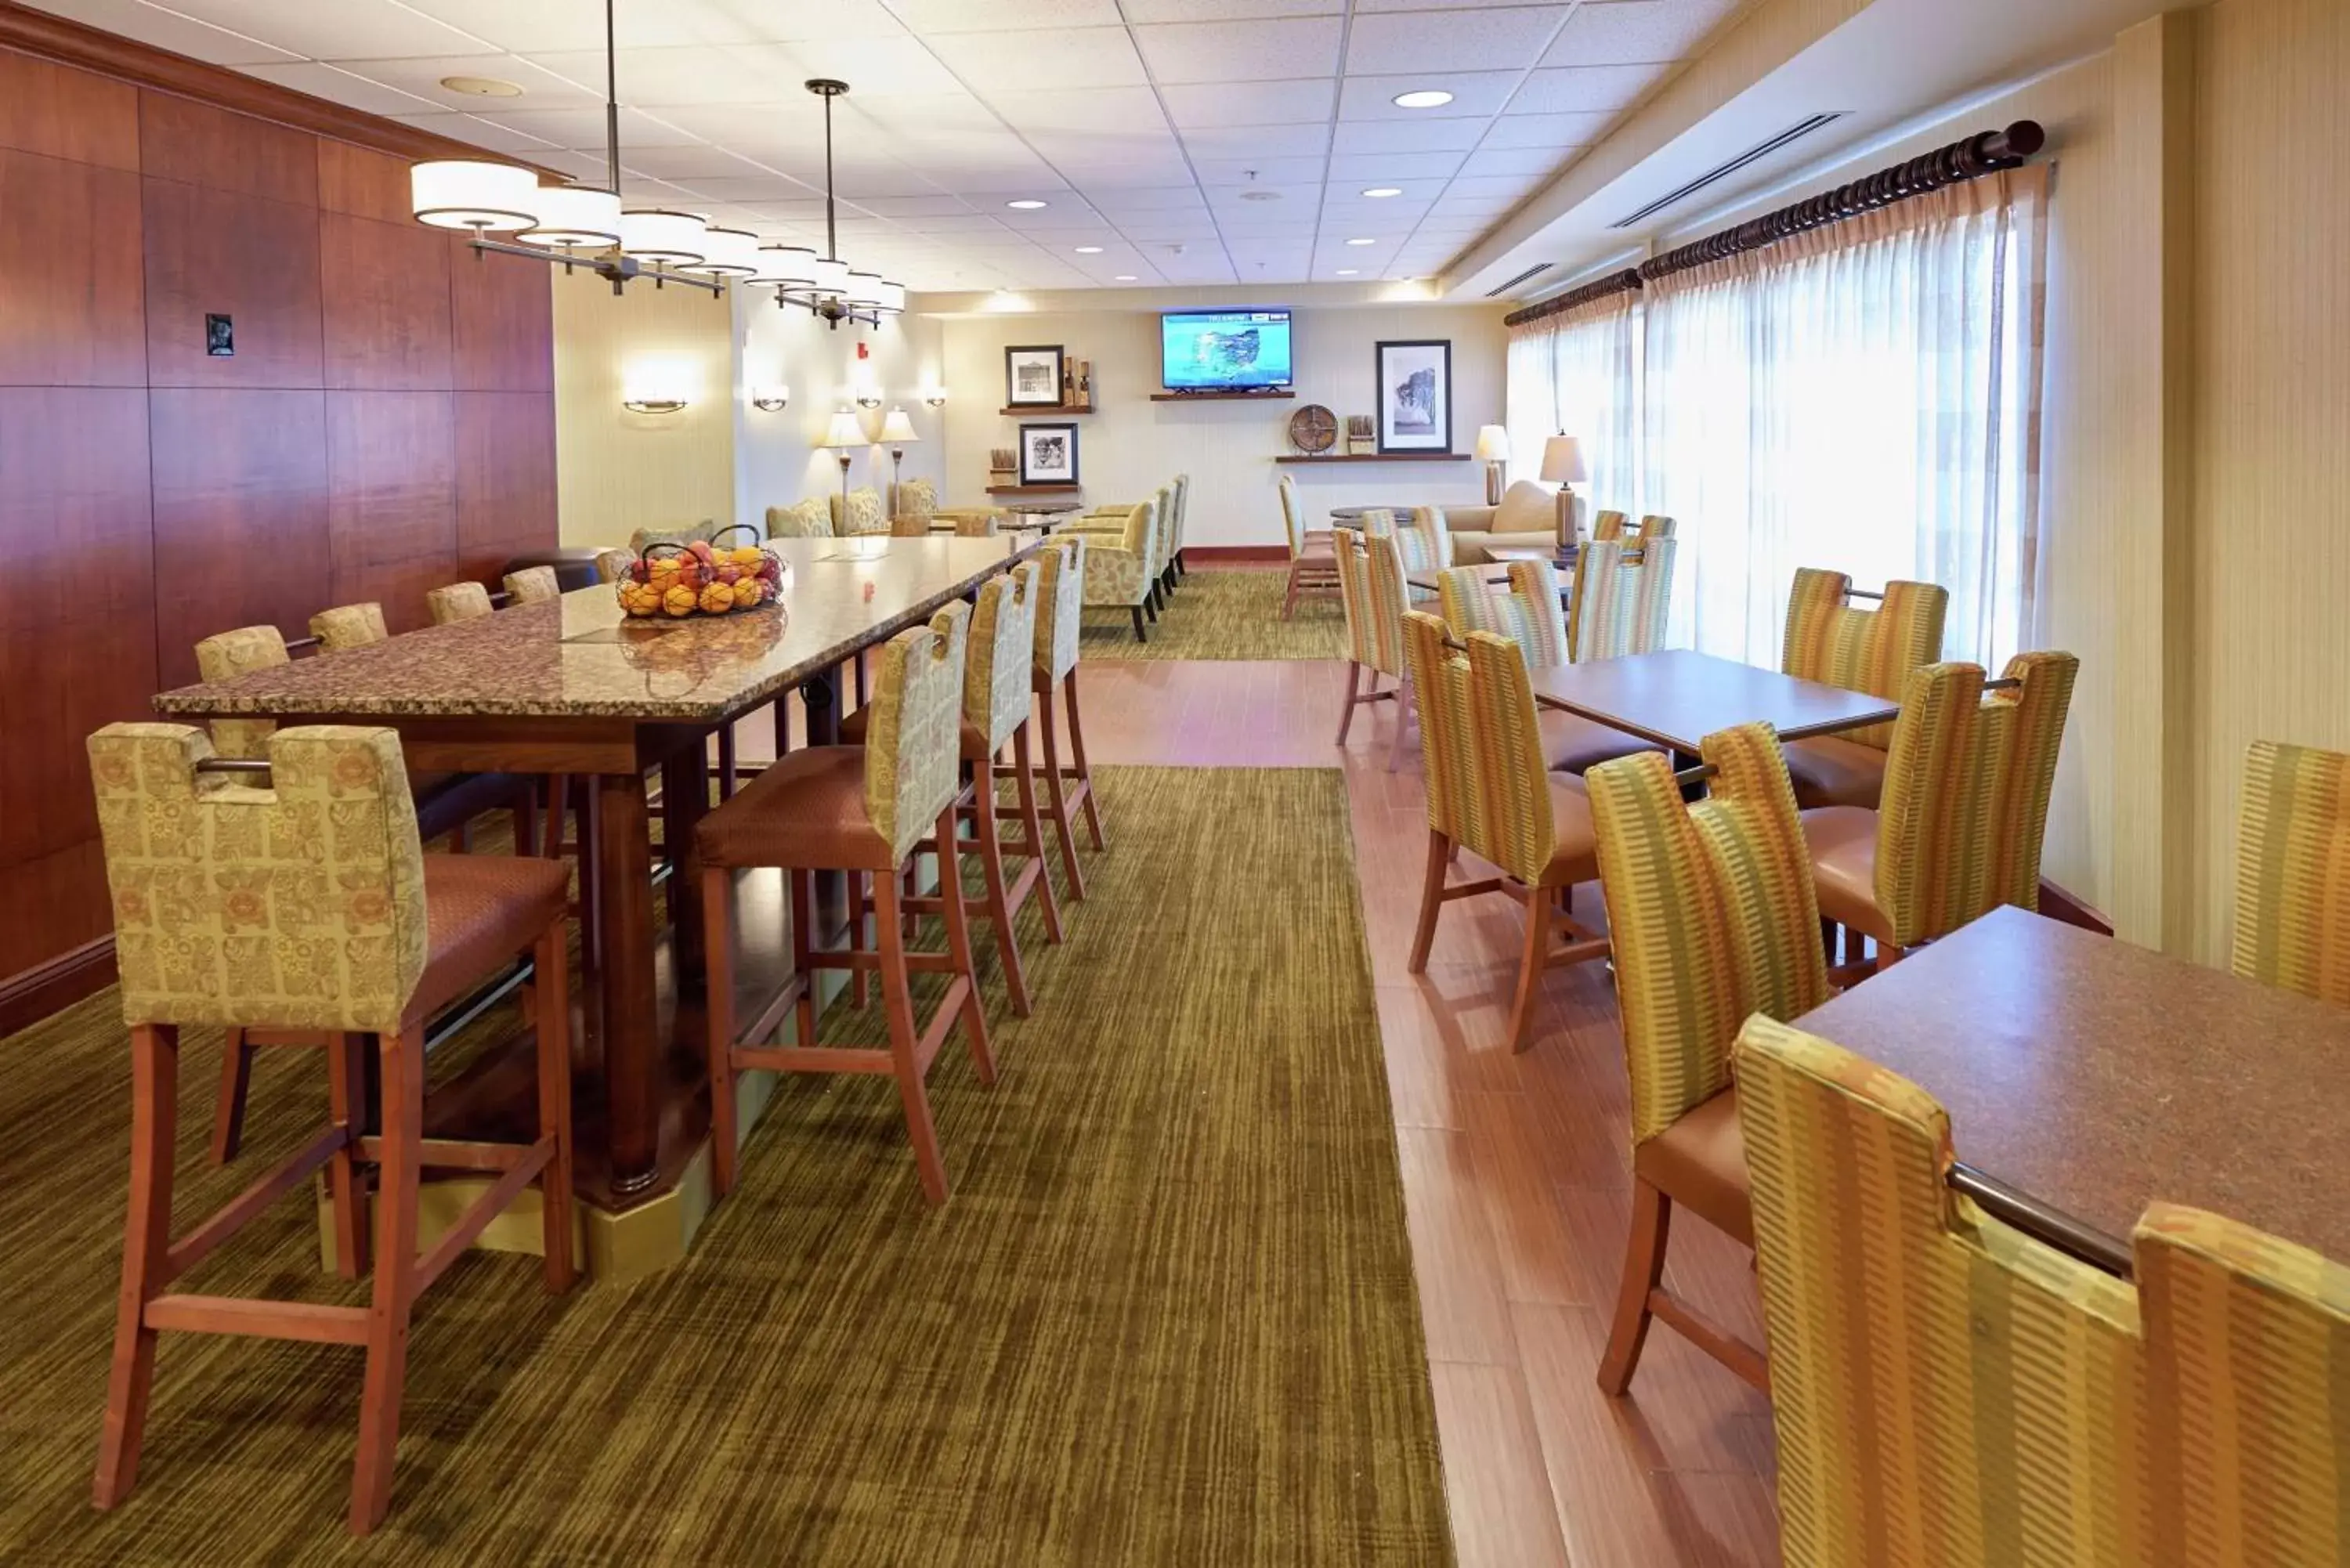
427, 581, 494, 625
501, 565, 561, 604
86, 722, 574, 1535
1029, 536, 1102, 896
845, 563, 1061, 1015
698, 605, 994, 1205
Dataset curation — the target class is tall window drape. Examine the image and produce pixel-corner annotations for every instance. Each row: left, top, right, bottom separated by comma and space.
1505, 292, 1640, 522
1514, 164, 2049, 667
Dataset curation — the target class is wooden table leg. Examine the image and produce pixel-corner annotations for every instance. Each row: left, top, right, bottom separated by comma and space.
597, 769, 660, 1198
663, 739, 711, 986
800, 668, 848, 944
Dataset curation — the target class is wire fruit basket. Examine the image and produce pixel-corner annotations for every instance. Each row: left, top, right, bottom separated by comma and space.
613, 526, 783, 618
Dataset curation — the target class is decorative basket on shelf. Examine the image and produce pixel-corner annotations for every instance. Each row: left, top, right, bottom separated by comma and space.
1345, 414, 1376, 455
613, 525, 784, 619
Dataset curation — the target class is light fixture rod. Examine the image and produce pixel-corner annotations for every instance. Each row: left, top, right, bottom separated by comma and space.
468, 237, 725, 295
822, 86, 837, 262
603, 0, 620, 196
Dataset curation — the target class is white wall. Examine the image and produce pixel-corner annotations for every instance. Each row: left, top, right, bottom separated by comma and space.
554, 269, 736, 547
936, 298, 1509, 548
733, 295, 945, 526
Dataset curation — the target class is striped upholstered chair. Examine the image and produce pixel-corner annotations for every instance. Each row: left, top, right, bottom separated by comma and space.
2231, 740, 2350, 1006
1733, 1016, 2150, 1566
2138, 1204, 2350, 1566
1803, 652, 2079, 972
1584, 722, 1825, 1393
1333, 529, 1402, 746
1565, 536, 1675, 664
1401, 612, 1609, 1051
1435, 559, 1651, 776
1277, 474, 1338, 620
1777, 567, 1949, 809
1363, 532, 1426, 771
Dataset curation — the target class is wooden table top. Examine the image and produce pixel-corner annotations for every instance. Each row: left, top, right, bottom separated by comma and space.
152, 536, 1037, 724
1791, 906, 2350, 1262
1526, 649, 1900, 753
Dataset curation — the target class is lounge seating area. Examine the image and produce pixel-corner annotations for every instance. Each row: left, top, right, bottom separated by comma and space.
2, 1, 2345, 1563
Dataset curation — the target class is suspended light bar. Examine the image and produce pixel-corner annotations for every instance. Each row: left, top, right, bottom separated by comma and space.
843, 270, 884, 309
411, 161, 539, 231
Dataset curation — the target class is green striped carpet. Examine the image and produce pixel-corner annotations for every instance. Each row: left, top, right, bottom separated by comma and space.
0, 766, 1449, 1565
1081, 569, 1345, 661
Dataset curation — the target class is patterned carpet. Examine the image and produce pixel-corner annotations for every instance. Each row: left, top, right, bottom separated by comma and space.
1081, 568, 1346, 661
0, 766, 1449, 1566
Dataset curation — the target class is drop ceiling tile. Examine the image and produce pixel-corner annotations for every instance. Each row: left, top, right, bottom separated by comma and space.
526, 148, 615, 182
1318, 197, 1434, 225
832, 167, 958, 199
616, 175, 700, 203
31, 0, 301, 64
887, 0, 1124, 31
846, 93, 1012, 138
1426, 193, 1517, 219
1326, 150, 1465, 182
1159, 78, 1336, 128
332, 52, 605, 110
1458, 146, 1571, 178
463, 106, 706, 150
1177, 122, 1332, 161
1113, 221, 1225, 243
1131, 18, 1343, 85
1088, 187, 1212, 212
1479, 110, 1616, 146
774, 36, 967, 95
1322, 177, 1448, 204
903, 214, 1021, 234
923, 165, 1076, 195
1330, 117, 1488, 156
1336, 70, 1521, 120
1061, 159, 1200, 189
1203, 181, 1321, 209
387, 111, 563, 154
851, 193, 981, 217
1193, 157, 1327, 186
525, 45, 804, 107
399, 0, 798, 50
1123, 0, 1338, 17
1508, 63, 1668, 116
1344, 7, 1567, 75
925, 27, 1148, 89
667, 175, 808, 202
613, 145, 786, 180
1444, 172, 1546, 199
234, 62, 439, 117
1544, 0, 1741, 66
157, 0, 495, 58
989, 86, 1170, 136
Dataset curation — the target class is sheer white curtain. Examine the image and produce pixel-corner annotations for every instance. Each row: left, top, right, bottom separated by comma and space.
1505, 294, 1641, 518
1643, 164, 2049, 666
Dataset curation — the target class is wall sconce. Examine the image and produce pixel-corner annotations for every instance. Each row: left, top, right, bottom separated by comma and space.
623, 395, 689, 414
923, 385, 948, 408
623, 356, 695, 414
750, 383, 790, 412
852, 383, 883, 411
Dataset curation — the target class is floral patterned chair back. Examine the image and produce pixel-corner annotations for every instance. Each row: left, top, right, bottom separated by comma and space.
1032, 534, 1087, 685
193, 625, 290, 761
767, 498, 833, 539
833, 486, 888, 537
893, 477, 938, 529
594, 547, 634, 584
309, 602, 387, 652
966, 562, 1040, 753
1437, 561, 1568, 670
428, 582, 494, 626
861, 602, 970, 866
2230, 739, 2350, 1006
1567, 537, 1675, 663
1781, 566, 1949, 751
502, 565, 561, 604
87, 722, 431, 1034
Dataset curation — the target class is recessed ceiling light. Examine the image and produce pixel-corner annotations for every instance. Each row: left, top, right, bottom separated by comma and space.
1006, 198, 1047, 210
1336, 269, 1359, 276
1075, 245, 1103, 254
1361, 186, 1404, 198
439, 74, 524, 97
1346, 237, 1377, 246
1115, 273, 1137, 281
1392, 89, 1454, 110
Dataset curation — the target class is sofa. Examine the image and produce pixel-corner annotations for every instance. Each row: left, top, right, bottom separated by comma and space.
1437, 479, 1567, 563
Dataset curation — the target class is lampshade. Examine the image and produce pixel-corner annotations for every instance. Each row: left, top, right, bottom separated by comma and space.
616, 208, 707, 264
751, 244, 817, 288
843, 270, 884, 309
517, 183, 622, 247
822, 410, 866, 449
876, 279, 906, 314
879, 407, 918, 444
1473, 424, 1510, 463
1540, 433, 1589, 485
805, 255, 851, 298
694, 226, 761, 276
411, 161, 540, 231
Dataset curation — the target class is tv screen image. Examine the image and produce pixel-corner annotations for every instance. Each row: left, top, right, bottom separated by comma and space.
1161, 309, 1293, 391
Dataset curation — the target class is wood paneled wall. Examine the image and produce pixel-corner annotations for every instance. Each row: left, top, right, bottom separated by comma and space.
0, 42, 557, 1025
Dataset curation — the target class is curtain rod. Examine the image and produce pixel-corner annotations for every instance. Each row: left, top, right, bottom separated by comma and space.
1503, 120, 2044, 328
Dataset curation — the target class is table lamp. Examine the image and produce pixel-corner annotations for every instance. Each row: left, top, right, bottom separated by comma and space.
1540, 433, 1589, 548
1473, 425, 1510, 506
822, 408, 866, 509
880, 406, 920, 512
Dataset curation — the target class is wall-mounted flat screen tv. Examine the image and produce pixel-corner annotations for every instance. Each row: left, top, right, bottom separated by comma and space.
1160, 308, 1293, 392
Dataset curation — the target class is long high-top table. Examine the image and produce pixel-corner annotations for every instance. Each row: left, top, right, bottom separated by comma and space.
154, 536, 1041, 1234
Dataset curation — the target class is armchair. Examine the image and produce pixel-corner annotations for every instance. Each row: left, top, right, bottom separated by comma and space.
1081, 497, 1162, 642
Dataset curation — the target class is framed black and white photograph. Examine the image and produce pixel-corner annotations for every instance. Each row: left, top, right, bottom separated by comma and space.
1376, 338, 1452, 453
1018, 421, 1079, 486
1004, 344, 1067, 408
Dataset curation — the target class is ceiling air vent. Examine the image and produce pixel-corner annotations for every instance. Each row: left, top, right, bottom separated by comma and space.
1485, 262, 1553, 298
1608, 112, 1848, 229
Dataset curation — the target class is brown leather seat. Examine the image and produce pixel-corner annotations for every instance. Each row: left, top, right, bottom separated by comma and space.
1542, 709, 1658, 775
1801, 805, 1891, 941
695, 746, 896, 872
1543, 776, 1602, 886
416, 854, 570, 1017
1781, 734, 1887, 810
837, 704, 990, 758
1631, 1089, 1752, 1245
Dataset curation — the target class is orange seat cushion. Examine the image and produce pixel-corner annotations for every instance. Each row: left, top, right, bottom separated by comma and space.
1632, 1088, 1752, 1246
1782, 735, 1888, 811
415, 854, 570, 1020
1541, 710, 1658, 775
695, 746, 897, 873
1543, 775, 1601, 888
1801, 805, 1891, 943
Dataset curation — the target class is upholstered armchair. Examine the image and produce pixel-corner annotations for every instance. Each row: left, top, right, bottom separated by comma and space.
1073, 483, 1173, 613
766, 497, 833, 539
1777, 567, 1950, 809
831, 485, 888, 537
1080, 497, 1161, 642
1438, 480, 1568, 562
891, 476, 938, 532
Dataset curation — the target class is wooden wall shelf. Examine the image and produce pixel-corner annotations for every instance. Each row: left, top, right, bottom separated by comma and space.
985, 483, 1082, 495
1148, 390, 1296, 403
999, 405, 1094, 416
1274, 453, 1471, 464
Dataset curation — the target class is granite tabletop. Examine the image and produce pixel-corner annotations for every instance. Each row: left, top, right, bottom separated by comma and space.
153, 536, 1041, 725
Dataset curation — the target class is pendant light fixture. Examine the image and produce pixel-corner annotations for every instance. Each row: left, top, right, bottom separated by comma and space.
776, 80, 902, 331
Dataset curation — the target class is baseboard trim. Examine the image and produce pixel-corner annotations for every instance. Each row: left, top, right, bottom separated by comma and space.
1185, 545, 1289, 562
0, 936, 116, 1039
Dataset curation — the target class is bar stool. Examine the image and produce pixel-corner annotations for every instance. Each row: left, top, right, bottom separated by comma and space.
844, 562, 1060, 1014
698, 604, 994, 1204
1030, 535, 1104, 878
86, 722, 574, 1535
501, 565, 562, 603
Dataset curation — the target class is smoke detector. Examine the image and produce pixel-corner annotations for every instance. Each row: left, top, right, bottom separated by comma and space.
439, 75, 525, 97
1237, 189, 1281, 202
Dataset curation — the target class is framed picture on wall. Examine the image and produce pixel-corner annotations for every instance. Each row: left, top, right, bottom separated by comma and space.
1004, 344, 1067, 407
1018, 422, 1079, 486
1375, 339, 1452, 453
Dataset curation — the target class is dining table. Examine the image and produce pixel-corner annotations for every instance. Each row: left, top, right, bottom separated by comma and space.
1525, 649, 1901, 759
1791, 905, 2350, 1274
153, 534, 1043, 1216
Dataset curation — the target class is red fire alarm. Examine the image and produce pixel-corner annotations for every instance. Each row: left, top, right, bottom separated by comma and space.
855, 341, 871, 360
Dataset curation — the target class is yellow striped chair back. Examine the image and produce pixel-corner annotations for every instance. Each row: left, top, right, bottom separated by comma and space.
1782, 567, 1949, 750
1586, 724, 1825, 1143
1030, 534, 1086, 686
2137, 1203, 2350, 1568
1396, 506, 1450, 576
1984, 649, 2081, 912
1358, 508, 1398, 538
1462, 630, 1555, 887
1359, 532, 1414, 680
1403, 610, 1480, 849
1435, 562, 1568, 670
1636, 513, 1677, 538
862, 601, 970, 866
2231, 739, 2350, 1006
1567, 537, 1676, 663
193, 624, 290, 761
1333, 530, 1386, 676
964, 562, 1039, 752
309, 602, 387, 652
1734, 1016, 2151, 1568
1590, 509, 1629, 541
